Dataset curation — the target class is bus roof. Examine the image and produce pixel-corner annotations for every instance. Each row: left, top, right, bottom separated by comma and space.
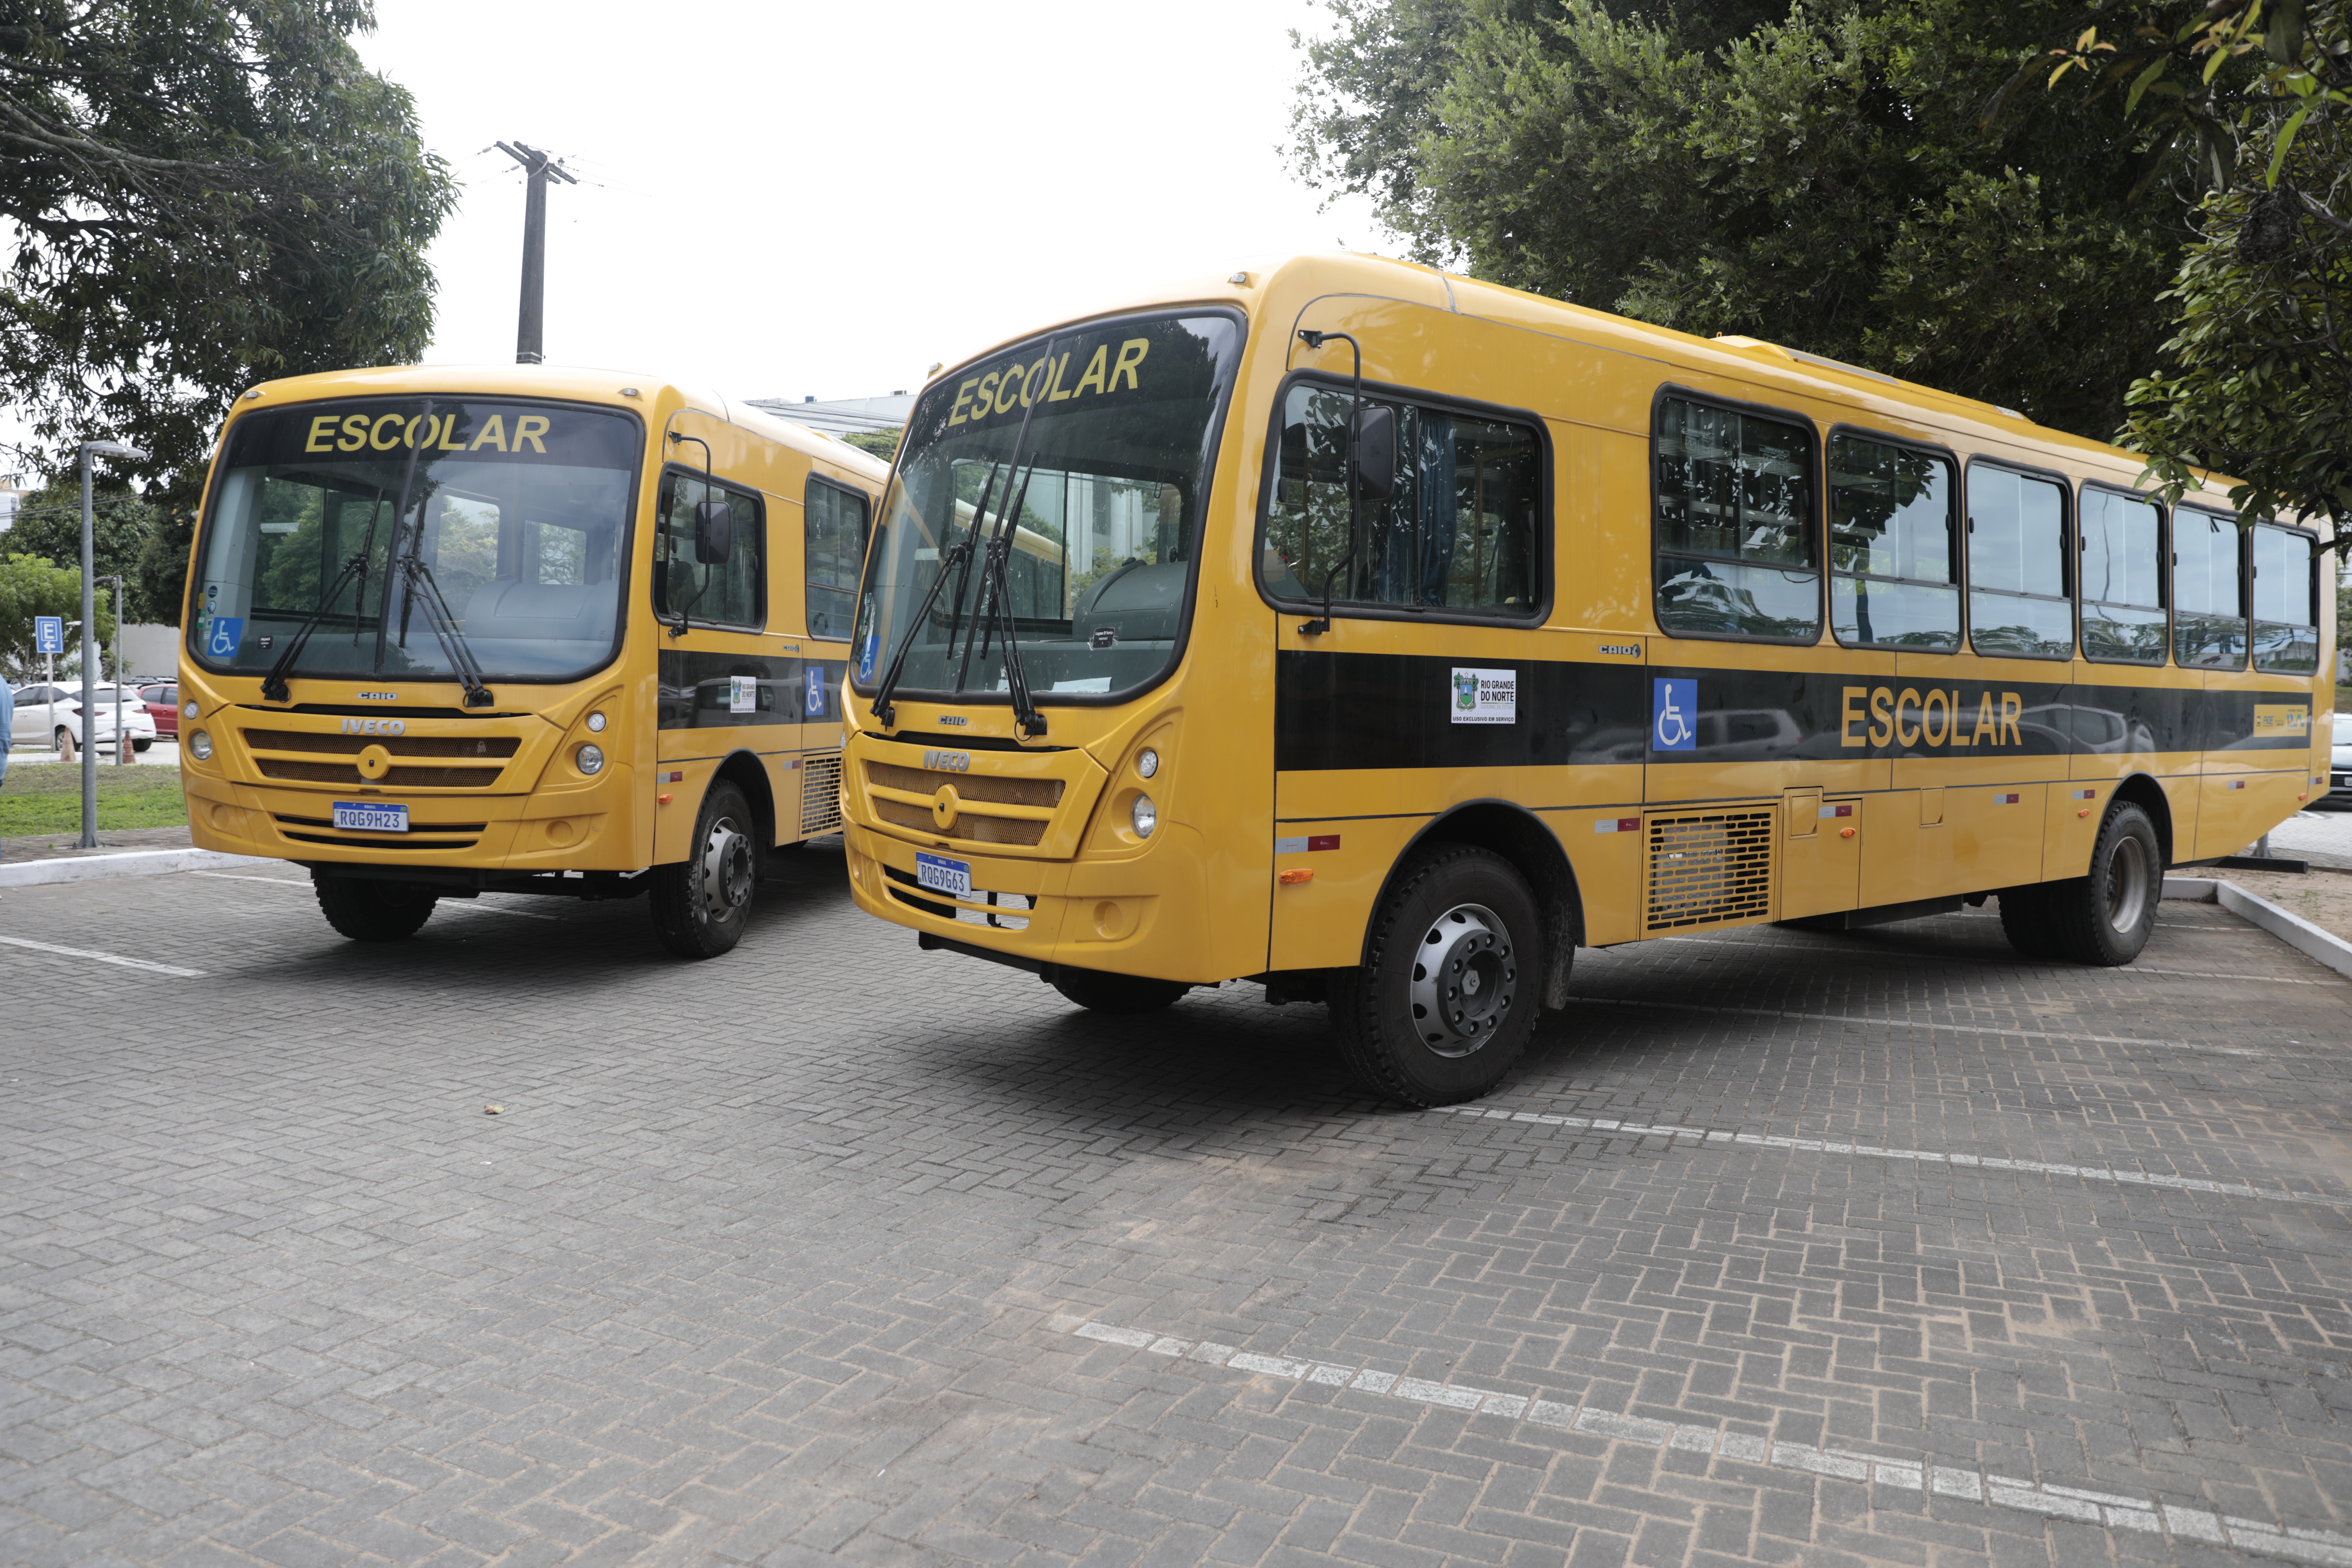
928, 251, 2239, 501
231, 362, 891, 483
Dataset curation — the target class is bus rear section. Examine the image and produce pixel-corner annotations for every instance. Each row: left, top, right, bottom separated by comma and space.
178, 365, 884, 956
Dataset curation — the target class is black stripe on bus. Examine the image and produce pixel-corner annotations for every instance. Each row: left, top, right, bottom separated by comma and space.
658, 649, 845, 730
1271, 650, 2310, 772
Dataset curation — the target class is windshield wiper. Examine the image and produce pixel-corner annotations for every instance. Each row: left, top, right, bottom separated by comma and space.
395, 552, 495, 707
962, 461, 1046, 738
869, 462, 1000, 727
259, 549, 370, 704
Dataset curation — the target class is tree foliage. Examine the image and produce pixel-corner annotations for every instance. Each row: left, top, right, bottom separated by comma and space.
2039, 1, 2352, 534
842, 428, 902, 464
0, 0, 456, 494
1289, 0, 2190, 439
5, 485, 169, 622
0, 553, 117, 682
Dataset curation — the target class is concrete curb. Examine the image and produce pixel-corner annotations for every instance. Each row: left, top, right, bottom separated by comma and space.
2164, 875, 2352, 981
0, 848, 281, 889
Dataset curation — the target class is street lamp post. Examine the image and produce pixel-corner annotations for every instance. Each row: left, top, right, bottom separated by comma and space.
78, 439, 146, 848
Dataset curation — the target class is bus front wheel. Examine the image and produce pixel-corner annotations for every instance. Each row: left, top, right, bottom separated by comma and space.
313, 873, 438, 941
1333, 845, 1540, 1107
650, 780, 756, 959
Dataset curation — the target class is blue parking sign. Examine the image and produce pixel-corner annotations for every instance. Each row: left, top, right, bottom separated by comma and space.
1651, 677, 1697, 752
33, 615, 63, 654
205, 617, 245, 659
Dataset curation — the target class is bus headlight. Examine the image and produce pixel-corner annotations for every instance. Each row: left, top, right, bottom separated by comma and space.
1130, 794, 1156, 838
577, 743, 605, 775
586, 711, 607, 733
1136, 747, 1160, 779
188, 730, 213, 761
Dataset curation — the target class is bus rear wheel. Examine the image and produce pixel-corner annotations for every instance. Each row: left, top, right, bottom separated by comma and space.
2047, 802, 2161, 966
1332, 845, 1539, 1107
313, 872, 438, 941
650, 780, 756, 959
1997, 886, 2066, 961
1050, 968, 1190, 1013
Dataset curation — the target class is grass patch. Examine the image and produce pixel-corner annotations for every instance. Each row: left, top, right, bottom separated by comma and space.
0, 761, 187, 835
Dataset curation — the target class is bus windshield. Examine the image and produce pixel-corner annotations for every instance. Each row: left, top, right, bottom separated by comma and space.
189, 398, 641, 684
852, 312, 1241, 706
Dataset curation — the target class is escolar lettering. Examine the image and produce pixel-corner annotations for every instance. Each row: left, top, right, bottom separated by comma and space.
1843, 685, 2023, 750
948, 337, 1152, 426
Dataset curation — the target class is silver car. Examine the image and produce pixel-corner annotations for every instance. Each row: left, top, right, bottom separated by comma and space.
9, 681, 158, 761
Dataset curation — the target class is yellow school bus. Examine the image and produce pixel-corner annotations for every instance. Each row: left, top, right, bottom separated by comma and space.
838, 254, 2331, 1104
177, 364, 884, 957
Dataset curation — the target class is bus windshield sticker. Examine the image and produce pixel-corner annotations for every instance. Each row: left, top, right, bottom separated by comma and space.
1451, 667, 1517, 725
1652, 678, 1697, 751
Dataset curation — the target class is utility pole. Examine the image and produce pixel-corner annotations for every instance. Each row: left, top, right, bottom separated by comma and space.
496, 141, 577, 365
78, 439, 145, 847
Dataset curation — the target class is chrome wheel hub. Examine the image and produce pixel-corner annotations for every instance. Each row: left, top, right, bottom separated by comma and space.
700, 814, 754, 920
2104, 832, 2149, 934
1408, 901, 1516, 1057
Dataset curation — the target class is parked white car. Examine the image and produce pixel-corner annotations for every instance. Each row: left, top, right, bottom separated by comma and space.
9, 682, 159, 760
2329, 711, 2352, 808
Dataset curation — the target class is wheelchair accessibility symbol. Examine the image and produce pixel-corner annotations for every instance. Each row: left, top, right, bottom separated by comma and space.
1651, 677, 1697, 752
206, 617, 245, 660
805, 666, 825, 716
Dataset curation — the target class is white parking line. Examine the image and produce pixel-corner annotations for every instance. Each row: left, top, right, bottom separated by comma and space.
0, 934, 204, 977
1647, 935, 2344, 984
1045, 1312, 2352, 1568
191, 872, 309, 887
1433, 1104, 2352, 1209
1568, 993, 2260, 1056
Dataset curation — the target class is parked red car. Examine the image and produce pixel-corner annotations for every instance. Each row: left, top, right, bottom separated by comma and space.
137, 682, 180, 738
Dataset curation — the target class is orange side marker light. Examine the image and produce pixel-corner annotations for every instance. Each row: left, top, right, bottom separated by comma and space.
1279, 868, 1314, 885
1839, 827, 1857, 839
658, 793, 673, 805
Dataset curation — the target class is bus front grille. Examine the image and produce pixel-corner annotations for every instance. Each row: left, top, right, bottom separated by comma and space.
862, 760, 1062, 849
273, 813, 485, 851
801, 754, 844, 835
1644, 809, 1774, 932
241, 726, 518, 790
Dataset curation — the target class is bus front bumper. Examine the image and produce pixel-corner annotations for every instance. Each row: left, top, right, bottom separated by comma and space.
842, 820, 1209, 983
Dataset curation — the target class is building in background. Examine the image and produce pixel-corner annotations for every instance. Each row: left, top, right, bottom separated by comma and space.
746, 393, 914, 443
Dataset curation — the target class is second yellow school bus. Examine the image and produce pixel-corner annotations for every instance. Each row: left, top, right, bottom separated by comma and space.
177, 364, 884, 957
839, 254, 2331, 1104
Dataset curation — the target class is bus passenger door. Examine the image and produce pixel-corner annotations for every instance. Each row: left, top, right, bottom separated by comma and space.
1779, 788, 1861, 920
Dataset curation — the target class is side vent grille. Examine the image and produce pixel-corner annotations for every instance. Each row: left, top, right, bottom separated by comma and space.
801, 753, 844, 835
1645, 809, 1774, 932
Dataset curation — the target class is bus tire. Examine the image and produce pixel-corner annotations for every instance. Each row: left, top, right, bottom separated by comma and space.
1997, 886, 2066, 961
1050, 968, 1190, 1013
313, 873, 438, 941
1332, 845, 1539, 1108
2047, 802, 2161, 966
650, 780, 756, 959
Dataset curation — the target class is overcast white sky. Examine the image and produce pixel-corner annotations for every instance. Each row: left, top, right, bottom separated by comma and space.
356, 0, 1386, 406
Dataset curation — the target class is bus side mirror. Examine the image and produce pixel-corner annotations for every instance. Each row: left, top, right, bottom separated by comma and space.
1351, 406, 1396, 503
694, 498, 734, 564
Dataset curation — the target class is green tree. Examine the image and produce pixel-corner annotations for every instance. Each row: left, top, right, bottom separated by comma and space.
842, 428, 902, 464
2039, 1, 2352, 533
1290, 0, 2188, 439
0, 0, 456, 492
0, 554, 116, 682
3, 486, 166, 621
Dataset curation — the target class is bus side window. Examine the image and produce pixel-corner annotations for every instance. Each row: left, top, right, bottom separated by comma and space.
2080, 488, 2167, 665
2173, 508, 2244, 668
2251, 521, 2319, 673
1966, 464, 2071, 658
1262, 383, 1541, 618
654, 469, 766, 630
1653, 396, 1819, 641
805, 476, 869, 641
1829, 433, 1959, 651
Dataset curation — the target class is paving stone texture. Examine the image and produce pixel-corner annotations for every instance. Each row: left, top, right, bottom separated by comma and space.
6, 842, 2352, 1568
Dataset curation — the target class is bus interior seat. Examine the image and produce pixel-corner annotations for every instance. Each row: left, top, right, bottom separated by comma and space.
463, 579, 616, 648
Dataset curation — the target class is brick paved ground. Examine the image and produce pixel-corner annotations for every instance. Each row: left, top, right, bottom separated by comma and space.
6, 844, 2352, 1568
